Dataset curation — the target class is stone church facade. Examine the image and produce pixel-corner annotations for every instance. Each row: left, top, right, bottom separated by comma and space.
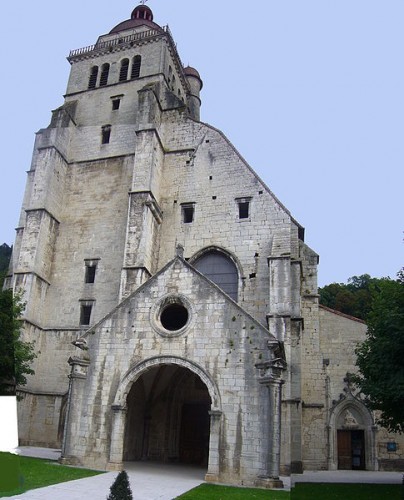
6, 5, 403, 487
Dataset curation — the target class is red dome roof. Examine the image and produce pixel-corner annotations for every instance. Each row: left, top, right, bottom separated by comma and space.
109, 6, 163, 34
184, 66, 200, 79
184, 66, 203, 89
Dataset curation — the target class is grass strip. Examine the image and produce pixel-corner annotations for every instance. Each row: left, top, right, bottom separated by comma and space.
177, 483, 290, 499
0, 452, 103, 497
177, 482, 403, 499
291, 482, 402, 499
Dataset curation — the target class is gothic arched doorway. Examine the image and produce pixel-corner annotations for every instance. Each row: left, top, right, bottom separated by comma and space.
328, 394, 376, 471
123, 365, 211, 466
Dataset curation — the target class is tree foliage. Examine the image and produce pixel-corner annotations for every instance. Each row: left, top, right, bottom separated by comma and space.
352, 270, 404, 433
0, 242, 36, 395
107, 470, 133, 500
0, 289, 36, 396
319, 274, 386, 320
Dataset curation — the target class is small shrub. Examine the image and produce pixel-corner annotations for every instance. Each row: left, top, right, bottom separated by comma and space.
107, 470, 133, 500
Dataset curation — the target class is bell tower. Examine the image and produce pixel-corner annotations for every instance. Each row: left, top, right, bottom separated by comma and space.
10, 4, 206, 450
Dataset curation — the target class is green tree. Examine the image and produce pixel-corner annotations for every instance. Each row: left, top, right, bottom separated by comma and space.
0, 242, 36, 395
107, 470, 133, 500
319, 274, 382, 320
352, 270, 404, 433
0, 289, 36, 396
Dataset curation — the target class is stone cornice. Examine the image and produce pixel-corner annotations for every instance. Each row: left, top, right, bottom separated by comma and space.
25, 207, 60, 225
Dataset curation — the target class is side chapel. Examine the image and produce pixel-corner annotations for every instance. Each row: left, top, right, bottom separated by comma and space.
6, 4, 403, 487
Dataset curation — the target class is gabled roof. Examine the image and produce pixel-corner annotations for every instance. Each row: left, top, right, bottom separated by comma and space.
319, 304, 366, 324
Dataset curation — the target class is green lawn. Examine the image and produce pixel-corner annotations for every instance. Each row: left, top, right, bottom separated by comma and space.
177, 482, 403, 499
292, 482, 403, 499
0, 452, 104, 497
177, 483, 289, 499
1, 455, 402, 500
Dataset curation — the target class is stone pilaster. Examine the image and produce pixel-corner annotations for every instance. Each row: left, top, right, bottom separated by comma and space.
205, 410, 222, 483
256, 359, 286, 489
107, 405, 127, 471
119, 191, 161, 299
60, 356, 89, 466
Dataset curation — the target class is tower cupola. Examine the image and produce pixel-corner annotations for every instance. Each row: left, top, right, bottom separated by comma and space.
131, 5, 154, 22
109, 4, 162, 34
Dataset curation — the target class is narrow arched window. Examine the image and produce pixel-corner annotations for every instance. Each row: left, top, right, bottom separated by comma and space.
131, 56, 141, 79
119, 59, 129, 82
88, 66, 98, 89
100, 63, 110, 87
193, 251, 239, 301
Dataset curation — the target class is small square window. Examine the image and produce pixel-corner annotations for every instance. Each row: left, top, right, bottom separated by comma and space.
85, 265, 96, 284
239, 202, 249, 219
181, 204, 195, 223
102, 125, 111, 144
387, 442, 397, 452
80, 304, 93, 326
112, 99, 120, 110
238, 202, 249, 219
236, 197, 252, 220
84, 259, 99, 283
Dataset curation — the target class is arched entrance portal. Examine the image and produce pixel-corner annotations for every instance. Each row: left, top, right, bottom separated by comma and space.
328, 394, 377, 471
123, 365, 211, 465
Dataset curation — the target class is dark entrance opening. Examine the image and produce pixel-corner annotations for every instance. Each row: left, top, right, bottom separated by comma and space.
124, 365, 211, 467
337, 430, 365, 470
179, 403, 210, 465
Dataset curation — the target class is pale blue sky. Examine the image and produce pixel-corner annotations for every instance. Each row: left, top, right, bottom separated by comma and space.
1, 1, 402, 286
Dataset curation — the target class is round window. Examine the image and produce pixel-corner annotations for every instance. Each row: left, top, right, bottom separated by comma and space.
160, 303, 189, 331
151, 294, 193, 337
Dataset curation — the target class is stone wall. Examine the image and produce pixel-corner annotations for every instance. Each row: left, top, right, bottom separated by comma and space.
17, 323, 78, 447
62, 258, 278, 485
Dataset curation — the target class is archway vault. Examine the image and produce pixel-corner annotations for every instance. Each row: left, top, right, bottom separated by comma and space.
113, 356, 222, 411
108, 356, 223, 477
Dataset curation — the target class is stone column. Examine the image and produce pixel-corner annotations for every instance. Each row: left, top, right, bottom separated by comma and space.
256, 359, 286, 489
60, 356, 89, 466
107, 405, 127, 471
205, 410, 222, 483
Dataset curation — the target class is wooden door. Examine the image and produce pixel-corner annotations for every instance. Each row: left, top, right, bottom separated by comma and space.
338, 430, 366, 470
337, 430, 352, 469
